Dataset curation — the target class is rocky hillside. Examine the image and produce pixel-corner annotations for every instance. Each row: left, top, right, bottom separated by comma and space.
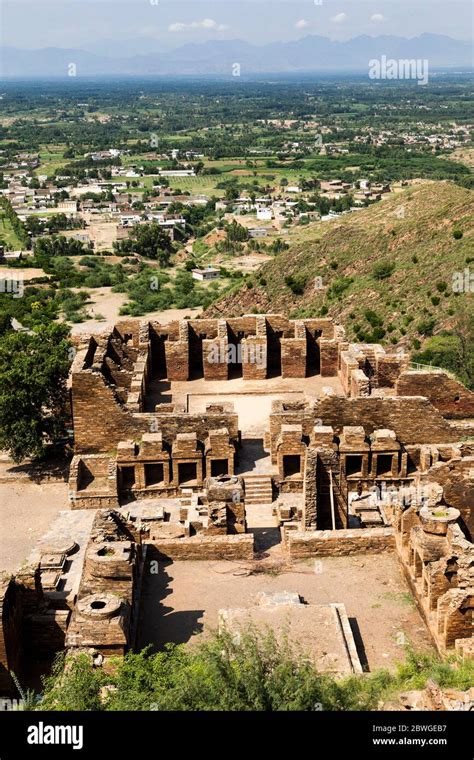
208, 181, 474, 356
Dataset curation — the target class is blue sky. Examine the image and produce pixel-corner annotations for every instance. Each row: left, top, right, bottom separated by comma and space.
2, 0, 472, 51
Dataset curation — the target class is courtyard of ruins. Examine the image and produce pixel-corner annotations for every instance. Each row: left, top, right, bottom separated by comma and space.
0, 313, 472, 696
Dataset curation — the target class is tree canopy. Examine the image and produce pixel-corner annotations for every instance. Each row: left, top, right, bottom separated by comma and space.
114, 223, 174, 266
0, 322, 72, 462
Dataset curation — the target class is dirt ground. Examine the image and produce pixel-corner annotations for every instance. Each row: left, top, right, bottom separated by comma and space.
70, 288, 203, 335
0, 267, 49, 281
0, 478, 69, 573
228, 251, 273, 271
81, 216, 118, 251
147, 374, 344, 434
137, 552, 434, 671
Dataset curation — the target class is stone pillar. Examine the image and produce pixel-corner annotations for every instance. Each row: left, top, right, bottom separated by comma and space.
281, 338, 307, 378
165, 320, 189, 381
302, 448, 319, 529
319, 338, 339, 377
203, 338, 229, 380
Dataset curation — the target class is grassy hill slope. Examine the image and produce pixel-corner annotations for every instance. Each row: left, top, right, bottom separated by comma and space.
208, 182, 473, 360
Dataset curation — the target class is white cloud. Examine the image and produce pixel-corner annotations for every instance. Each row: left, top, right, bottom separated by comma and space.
370, 14, 385, 23
331, 13, 347, 24
295, 19, 309, 30
169, 19, 229, 33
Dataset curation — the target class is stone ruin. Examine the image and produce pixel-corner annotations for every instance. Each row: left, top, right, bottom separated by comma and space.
1, 314, 473, 695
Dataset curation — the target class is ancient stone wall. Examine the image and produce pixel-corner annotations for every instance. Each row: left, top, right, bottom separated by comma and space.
394, 501, 473, 655
0, 577, 22, 694
72, 364, 239, 454
286, 527, 394, 558
152, 533, 254, 561
396, 371, 474, 420
302, 448, 319, 529
314, 396, 461, 445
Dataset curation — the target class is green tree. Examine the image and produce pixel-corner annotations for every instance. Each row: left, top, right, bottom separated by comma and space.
115, 224, 174, 266
0, 322, 71, 462
226, 220, 248, 243
413, 305, 474, 389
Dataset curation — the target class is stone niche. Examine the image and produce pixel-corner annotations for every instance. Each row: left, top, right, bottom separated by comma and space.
204, 428, 235, 479
172, 432, 203, 488
369, 428, 401, 479
276, 424, 307, 487
69, 454, 119, 510
339, 426, 370, 480
116, 433, 171, 498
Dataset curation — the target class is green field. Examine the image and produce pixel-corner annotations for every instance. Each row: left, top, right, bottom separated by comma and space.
0, 212, 23, 249
38, 144, 68, 175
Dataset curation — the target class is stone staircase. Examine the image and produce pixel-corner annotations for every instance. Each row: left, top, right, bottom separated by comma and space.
243, 475, 273, 505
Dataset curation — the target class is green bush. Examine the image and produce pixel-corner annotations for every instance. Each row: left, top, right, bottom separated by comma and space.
364, 309, 383, 328
327, 276, 352, 300
372, 260, 395, 280
413, 329, 473, 389
416, 318, 436, 337
37, 631, 474, 712
285, 274, 307, 295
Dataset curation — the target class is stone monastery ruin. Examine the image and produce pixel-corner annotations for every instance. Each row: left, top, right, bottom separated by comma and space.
1, 314, 473, 694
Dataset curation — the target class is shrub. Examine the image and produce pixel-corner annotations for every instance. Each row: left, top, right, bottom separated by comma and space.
285, 274, 307, 295
416, 318, 436, 337
452, 229, 463, 240
372, 260, 395, 280
37, 632, 474, 712
364, 309, 383, 328
327, 277, 352, 300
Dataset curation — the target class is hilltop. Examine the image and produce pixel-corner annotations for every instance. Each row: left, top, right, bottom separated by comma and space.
208, 181, 473, 352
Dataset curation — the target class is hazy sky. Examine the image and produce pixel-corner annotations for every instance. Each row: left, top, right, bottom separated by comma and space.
1, 0, 473, 51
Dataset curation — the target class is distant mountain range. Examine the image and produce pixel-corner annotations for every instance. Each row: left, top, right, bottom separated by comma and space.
1, 34, 472, 78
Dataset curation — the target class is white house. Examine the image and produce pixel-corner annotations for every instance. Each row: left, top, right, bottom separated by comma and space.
192, 267, 220, 281
257, 207, 273, 221
159, 169, 196, 178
